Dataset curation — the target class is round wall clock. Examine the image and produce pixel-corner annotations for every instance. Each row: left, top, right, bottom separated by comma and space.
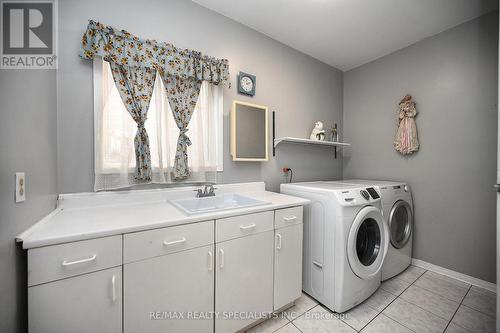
237, 71, 256, 96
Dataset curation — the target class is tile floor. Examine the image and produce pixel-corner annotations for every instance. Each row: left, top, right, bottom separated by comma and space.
245, 266, 496, 333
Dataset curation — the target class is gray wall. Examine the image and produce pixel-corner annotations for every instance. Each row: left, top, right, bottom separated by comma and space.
343, 12, 498, 282
57, 0, 344, 194
0, 70, 58, 331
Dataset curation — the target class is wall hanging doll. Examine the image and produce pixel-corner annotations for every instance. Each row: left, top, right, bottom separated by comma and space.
394, 94, 419, 155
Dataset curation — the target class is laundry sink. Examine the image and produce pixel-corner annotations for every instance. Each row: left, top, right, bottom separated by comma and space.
170, 193, 269, 215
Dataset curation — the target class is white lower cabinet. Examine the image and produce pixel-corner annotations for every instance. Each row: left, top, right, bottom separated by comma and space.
28, 266, 122, 333
27, 206, 305, 333
274, 223, 303, 310
215, 231, 274, 333
124, 244, 215, 333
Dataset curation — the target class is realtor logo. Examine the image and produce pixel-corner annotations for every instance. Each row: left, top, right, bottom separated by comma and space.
1, 0, 57, 69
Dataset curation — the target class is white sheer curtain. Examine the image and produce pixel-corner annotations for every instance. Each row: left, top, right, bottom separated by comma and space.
94, 60, 222, 191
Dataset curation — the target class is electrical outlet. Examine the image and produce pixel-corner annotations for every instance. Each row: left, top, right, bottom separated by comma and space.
282, 167, 293, 183
15, 172, 26, 203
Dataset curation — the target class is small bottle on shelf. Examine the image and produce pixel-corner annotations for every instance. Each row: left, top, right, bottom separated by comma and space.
330, 124, 338, 142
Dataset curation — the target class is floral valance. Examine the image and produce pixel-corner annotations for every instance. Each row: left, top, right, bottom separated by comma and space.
80, 20, 230, 86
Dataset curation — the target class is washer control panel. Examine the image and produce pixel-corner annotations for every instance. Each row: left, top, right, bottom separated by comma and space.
338, 187, 382, 205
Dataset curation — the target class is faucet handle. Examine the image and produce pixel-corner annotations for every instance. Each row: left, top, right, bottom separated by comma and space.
203, 184, 217, 196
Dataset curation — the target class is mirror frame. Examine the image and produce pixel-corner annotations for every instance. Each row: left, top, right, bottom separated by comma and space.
230, 100, 269, 162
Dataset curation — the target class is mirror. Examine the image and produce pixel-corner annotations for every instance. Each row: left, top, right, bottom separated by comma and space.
231, 101, 268, 161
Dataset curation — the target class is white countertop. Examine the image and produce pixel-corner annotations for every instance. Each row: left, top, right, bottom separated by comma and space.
17, 182, 309, 249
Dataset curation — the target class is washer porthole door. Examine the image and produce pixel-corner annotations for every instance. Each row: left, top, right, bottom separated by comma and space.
347, 206, 387, 279
388, 200, 413, 249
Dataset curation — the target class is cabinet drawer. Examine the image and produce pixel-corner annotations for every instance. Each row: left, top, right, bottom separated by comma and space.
216, 211, 274, 243
275, 206, 303, 229
28, 235, 122, 287
124, 220, 214, 263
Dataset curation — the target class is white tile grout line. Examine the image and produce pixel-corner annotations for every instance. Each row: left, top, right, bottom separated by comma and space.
442, 285, 472, 332
423, 274, 497, 320
285, 295, 319, 321
398, 285, 463, 322
269, 317, 290, 333
409, 270, 471, 304
338, 310, 362, 332
290, 320, 303, 333
394, 275, 462, 325
289, 304, 324, 333
380, 269, 475, 333
284, 294, 321, 333
358, 273, 421, 333
312, 303, 360, 332
360, 313, 418, 333
459, 303, 496, 320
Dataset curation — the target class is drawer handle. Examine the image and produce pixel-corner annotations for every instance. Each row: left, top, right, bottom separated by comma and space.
61, 254, 97, 267
111, 275, 116, 303
276, 234, 282, 250
163, 237, 186, 246
313, 261, 323, 269
239, 224, 256, 230
219, 249, 225, 269
208, 251, 213, 271
283, 216, 297, 222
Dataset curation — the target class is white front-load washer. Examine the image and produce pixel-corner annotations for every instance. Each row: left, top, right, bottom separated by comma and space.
340, 180, 414, 281
280, 182, 388, 312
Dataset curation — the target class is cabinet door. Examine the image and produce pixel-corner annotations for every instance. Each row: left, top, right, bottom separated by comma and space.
274, 223, 303, 310
28, 266, 122, 333
124, 244, 214, 333
215, 231, 274, 333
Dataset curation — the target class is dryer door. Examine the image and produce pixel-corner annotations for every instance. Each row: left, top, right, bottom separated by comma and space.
388, 200, 413, 249
347, 206, 387, 279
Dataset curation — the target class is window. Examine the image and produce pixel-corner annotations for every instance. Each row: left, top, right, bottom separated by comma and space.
93, 59, 223, 190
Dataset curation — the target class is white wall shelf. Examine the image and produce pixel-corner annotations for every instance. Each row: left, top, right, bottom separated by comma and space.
273, 137, 350, 159
271, 111, 350, 158
273, 137, 350, 148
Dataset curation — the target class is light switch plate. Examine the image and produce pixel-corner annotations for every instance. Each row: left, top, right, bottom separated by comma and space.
15, 172, 26, 203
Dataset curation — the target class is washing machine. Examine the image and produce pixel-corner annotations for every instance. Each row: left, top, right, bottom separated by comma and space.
280, 182, 388, 312
339, 180, 414, 281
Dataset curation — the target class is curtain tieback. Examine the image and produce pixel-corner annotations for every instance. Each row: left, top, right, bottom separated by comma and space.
179, 128, 192, 146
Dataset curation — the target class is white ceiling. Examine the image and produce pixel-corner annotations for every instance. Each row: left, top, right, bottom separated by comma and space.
192, 0, 498, 71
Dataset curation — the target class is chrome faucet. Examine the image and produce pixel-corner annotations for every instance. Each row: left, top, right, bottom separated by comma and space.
194, 184, 217, 198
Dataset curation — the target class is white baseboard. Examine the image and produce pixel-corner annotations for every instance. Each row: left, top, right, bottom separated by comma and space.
411, 258, 497, 293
